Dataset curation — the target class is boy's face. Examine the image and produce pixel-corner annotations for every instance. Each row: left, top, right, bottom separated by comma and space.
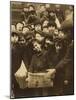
33, 41, 42, 52
49, 12, 55, 17
58, 31, 65, 39
45, 38, 53, 49
48, 25, 56, 33
45, 4, 50, 9
16, 23, 23, 33
43, 27, 49, 33
55, 5, 61, 12
35, 24, 41, 31
40, 5, 46, 12
24, 7, 28, 12
35, 33, 44, 42
22, 27, 29, 35
29, 6, 34, 11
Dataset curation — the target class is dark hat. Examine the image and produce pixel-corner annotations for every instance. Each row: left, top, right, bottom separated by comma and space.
29, 10, 36, 14
11, 32, 18, 37
33, 17, 41, 26
27, 15, 41, 25
47, 21, 57, 28
24, 31, 35, 40
48, 9, 55, 13
28, 4, 36, 14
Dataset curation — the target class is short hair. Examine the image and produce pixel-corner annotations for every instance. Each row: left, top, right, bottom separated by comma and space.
48, 21, 57, 28
28, 4, 35, 10
11, 32, 18, 37
22, 26, 30, 30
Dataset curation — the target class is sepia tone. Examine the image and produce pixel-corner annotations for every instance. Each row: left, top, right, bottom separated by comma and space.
10, 1, 74, 98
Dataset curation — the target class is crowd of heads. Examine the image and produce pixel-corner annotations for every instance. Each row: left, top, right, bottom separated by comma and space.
11, 3, 74, 53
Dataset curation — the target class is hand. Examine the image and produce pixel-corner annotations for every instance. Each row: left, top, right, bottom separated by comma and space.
51, 69, 56, 79
46, 69, 56, 74
64, 80, 69, 85
46, 69, 56, 79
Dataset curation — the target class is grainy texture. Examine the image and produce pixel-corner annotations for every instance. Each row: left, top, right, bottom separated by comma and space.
10, 1, 74, 98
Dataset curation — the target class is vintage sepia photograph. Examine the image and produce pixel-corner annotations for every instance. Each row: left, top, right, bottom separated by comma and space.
10, 1, 74, 98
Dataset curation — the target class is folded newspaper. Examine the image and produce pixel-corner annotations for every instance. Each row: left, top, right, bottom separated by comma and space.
15, 60, 55, 89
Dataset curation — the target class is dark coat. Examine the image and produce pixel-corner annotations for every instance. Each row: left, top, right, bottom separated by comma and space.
29, 45, 56, 72
53, 41, 74, 95
29, 49, 50, 72
55, 41, 74, 80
